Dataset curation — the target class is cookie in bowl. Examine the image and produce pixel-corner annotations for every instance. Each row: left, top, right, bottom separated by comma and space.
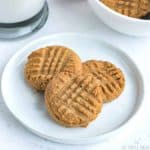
101, 0, 150, 18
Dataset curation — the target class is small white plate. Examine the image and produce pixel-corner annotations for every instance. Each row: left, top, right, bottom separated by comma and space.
1, 33, 144, 144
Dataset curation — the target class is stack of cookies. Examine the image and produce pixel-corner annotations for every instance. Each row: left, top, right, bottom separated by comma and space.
24, 45, 125, 127
101, 0, 150, 18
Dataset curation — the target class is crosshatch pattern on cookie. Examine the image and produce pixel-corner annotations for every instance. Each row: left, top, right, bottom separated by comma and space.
101, 0, 150, 18
24, 46, 82, 90
45, 73, 103, 127
83, 60, 125, 102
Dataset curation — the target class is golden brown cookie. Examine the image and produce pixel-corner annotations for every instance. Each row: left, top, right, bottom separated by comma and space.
101, 0, 150, 18
83, 60, 125, 103
24, 46, 82, 91
45, 72, 103, 127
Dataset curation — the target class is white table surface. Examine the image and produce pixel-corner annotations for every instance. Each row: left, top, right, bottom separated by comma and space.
0, 0, 150, 150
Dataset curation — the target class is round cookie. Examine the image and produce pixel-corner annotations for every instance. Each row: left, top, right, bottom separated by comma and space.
24, 46, 82, 91
45, 72, 103, 127
101, 0, 150, 18
83, 60, 125, 103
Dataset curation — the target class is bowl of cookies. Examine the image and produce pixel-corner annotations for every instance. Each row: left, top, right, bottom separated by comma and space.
88, 0, 150, 36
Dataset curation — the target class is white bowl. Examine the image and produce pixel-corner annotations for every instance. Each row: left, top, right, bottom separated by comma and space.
88, 0, 150, 36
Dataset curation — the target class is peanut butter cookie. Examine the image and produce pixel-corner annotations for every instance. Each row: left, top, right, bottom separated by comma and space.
24, 46, 82, 91
101, 0, 150, 18
45, 72, 103, 127
83, 60, 125, 103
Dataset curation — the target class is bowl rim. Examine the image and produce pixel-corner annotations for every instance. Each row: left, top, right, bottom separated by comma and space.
95, 0, 150, 23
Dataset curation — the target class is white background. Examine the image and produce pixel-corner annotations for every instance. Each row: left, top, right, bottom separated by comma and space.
0, 0, 150, 149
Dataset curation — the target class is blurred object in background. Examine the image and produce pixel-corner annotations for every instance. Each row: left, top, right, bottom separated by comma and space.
0, 0, 49, 39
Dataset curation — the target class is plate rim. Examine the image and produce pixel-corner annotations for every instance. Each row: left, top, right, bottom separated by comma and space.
1, 33, 145, 144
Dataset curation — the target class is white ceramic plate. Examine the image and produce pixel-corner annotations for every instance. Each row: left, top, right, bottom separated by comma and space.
1, 33, 144, 144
